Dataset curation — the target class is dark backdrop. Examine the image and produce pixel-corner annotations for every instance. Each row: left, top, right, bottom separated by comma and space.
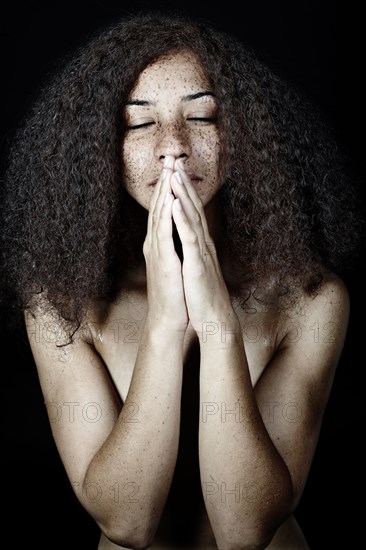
1, 1, 364, 548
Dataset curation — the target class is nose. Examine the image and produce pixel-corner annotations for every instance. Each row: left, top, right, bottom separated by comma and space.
155, 122, 191, 164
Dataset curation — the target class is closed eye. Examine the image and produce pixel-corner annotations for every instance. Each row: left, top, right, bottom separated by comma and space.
128, 121, 155, 130
187, 117, 216, 123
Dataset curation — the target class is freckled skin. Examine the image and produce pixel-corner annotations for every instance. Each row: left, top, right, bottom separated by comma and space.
18, 38, 351, 550
122, 51, 222, 210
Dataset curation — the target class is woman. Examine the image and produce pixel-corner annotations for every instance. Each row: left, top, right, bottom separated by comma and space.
0, 10, 362, 550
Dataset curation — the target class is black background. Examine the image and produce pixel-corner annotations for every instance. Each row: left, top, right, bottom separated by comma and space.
1, 1, 365, 548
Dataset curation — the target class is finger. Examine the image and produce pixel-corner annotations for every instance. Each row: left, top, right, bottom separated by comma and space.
148, 163, 175, 239
147, 168, 166, 237
156, 191, 178, 262
151, 156, 176, 225
173, 159, 205, 211
149, 168, 165, 212
172, 197, 203, 267
172, 161, 210, 236
153, 169, 174, 230
170, 171, 207, 244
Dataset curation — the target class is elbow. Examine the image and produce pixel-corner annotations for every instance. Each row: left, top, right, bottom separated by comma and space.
243, 533, 274, 550
102, 531, 153, 550
216, 515, 287, 550
218, 531, 273, 550
90, 501, 160, 549
100, 522, 155, 550
217, 479, 294, 549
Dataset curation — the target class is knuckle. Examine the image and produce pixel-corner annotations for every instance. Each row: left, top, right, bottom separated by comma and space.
196, 198, 204, 211
156, 228, 165, 240
186, 231, 198, 245
142, 240, 150, 256
192, 212, 201, 225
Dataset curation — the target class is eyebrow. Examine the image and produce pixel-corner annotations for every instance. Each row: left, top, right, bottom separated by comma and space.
125, 91, 215, 107
182, 91, 215, 102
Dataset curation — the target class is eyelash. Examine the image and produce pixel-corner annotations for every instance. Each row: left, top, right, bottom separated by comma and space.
128, 117, 217, 130
187, 117, 216, 122
128, 122, 155, 130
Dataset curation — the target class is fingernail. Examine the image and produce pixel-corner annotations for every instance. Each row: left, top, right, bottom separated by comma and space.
177, 159, 185, 170
164, 192, 172, 205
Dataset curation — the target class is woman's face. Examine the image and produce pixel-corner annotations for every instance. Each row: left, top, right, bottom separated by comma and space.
122, 50, 221, 210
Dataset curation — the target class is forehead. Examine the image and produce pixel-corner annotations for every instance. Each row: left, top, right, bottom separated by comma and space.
130, 51, 211, 97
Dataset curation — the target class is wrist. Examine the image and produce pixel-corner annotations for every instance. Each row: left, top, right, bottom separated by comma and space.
196, 309, 241, 346
144, 312, 188, 343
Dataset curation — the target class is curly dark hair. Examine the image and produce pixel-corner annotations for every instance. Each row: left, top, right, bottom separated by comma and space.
0, 9, 362, 334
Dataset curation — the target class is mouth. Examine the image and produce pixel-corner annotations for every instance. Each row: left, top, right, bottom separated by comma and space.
148, 174, 203, 186
188, 173, 203, 184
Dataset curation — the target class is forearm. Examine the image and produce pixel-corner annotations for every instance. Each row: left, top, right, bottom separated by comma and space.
83, 317, 184, 547
198, 318, 293, 549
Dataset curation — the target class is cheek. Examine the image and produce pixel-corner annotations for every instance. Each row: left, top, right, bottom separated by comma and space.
122, 139, 151, 186
194, 131, 221, 175
195, 128, 220, 159
193, 137, 222, 204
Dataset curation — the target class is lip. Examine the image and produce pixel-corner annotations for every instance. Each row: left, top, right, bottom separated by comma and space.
148, 173, 202, 186
188, 173, 202, 184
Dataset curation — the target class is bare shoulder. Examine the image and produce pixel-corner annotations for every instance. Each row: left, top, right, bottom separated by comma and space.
23, 293, 93, 349
303, 271, 350, 314
23, 295, 99, 394
278, 272, 350, 351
